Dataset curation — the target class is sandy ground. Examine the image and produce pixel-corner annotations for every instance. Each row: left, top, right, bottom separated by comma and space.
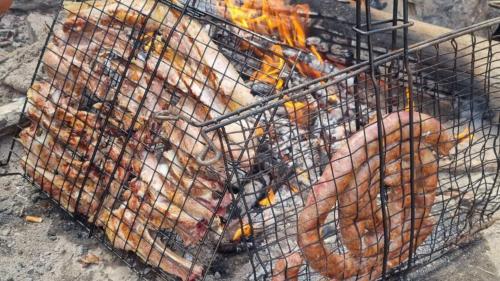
0, 1, 500, 280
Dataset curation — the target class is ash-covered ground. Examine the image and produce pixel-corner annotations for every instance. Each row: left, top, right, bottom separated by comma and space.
0, 1, 500, 281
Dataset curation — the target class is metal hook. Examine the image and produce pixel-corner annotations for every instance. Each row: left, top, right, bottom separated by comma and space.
153, 109, 222, 166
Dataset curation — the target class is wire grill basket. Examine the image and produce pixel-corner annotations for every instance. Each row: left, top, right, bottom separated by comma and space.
1, 0, 499, 280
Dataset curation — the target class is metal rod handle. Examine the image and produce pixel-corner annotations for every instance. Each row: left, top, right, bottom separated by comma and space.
154, 109, 222, 166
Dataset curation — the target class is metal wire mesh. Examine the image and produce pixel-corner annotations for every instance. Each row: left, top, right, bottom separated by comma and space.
1, 0, 499, 280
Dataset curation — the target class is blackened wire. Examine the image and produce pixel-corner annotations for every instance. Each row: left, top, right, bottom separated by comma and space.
403, 0, 418, 270
202, 17, 500, 132
362, 0, 390, 279
85, 0, 164, 234
57, 0, 123, 221
69, 0, 149, 223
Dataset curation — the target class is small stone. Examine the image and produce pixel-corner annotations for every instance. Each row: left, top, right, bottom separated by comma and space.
1, 228, 11, 236
27, 269, 34, 275
15, 206, 25, 217
30, 193, 41, 203
18, 250, 23, 255
47, 229, 56, 237
26, 13, 53, 40
78, 245, 89, 255
214, 272, 221, 279
306, 36, 321, 46
320, 33, 332, 41
142, 267, 152, 275
48, 236, 57, 241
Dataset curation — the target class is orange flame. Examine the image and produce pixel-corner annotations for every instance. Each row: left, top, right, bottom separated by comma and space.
259, 189, 276, 207
456, 127, 474, 143
405, 87, 415, 112
224, 0, 324, 88
232, 224, 252, 241
252, 44, 285, 89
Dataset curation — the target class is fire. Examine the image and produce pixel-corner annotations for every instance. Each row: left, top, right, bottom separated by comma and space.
224, 0, 324, 88
259, 188, 276, 207
283, 98, 315, 128
232, 223, 252, 241
457, 127, 474, 143
252, 44, 285, 89
405, 87, 415, 112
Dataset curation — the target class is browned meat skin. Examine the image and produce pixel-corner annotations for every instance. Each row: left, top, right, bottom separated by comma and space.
297, 112, 455, 280
28, 82, 99, 133
272, 252, 303, 281
96, 202, 204, 281
21, 141, 104, 220
19, 125, 127, 221
337, 143, 437, 267
21, 130, 90, 186
123, 184, 209, 246
161, 95, 226, 178
131, 154, 216, 220
162, 150, 232, 216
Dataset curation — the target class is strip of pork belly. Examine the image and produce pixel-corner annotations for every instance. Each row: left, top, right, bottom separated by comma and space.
43, 42, 113, 100
161, 94, 226, 174
63, 0, 167, 34
163, 150, 232, 214
124, 182, 208, 246
96, 203, 203, 281
19, 125, 88, 180
130, 154, 216, 220
125, 0, 256, 109
22, 155, 103, 220
28, 82, 99, 132
20, 127, 129, 221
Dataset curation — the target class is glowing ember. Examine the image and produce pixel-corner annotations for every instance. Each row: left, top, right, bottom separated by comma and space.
283, 97, 316, 127
224, 0, 324, 87
405, 87, 415, 112
252, 44, 285, 89
232, 223, 253, 241
259, 188, 276, 207
457, 127, 474, 143
289, 185, 299, 193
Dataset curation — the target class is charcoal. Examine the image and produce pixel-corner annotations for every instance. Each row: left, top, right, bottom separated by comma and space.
251, 82, 275, 96
316, 42, 330, 53
306, 36, 322, 46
